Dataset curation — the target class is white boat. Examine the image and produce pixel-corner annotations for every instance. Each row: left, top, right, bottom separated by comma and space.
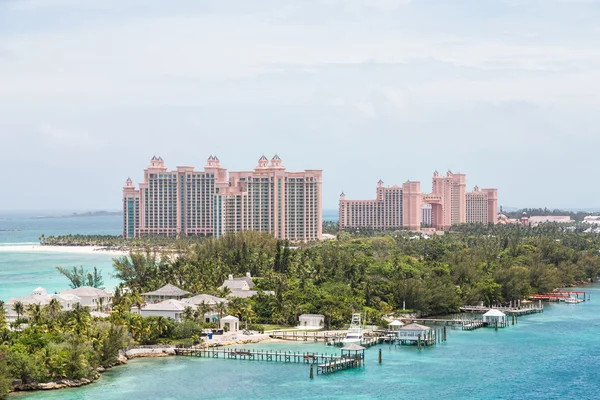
565, 297, 580, 304
341, 313, 364, 345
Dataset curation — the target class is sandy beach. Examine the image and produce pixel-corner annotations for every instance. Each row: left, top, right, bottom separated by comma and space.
0, 244, 128, 256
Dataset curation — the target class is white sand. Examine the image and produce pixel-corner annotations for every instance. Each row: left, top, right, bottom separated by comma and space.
0, 245, 128, 256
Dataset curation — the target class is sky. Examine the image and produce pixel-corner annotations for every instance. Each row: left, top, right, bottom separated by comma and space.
1, 0, 599, 211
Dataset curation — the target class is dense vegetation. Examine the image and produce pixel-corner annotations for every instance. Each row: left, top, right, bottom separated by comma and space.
0, 301, 130, 398
112, 226, 600, 328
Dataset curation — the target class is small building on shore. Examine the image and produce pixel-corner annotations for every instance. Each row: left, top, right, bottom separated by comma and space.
140, 299, 187, 322
397, 323, 431, 339
388, 320, 405, 331
183, 294, 228, 323
297, 314, 325, 330
482, 309, 506, 327
142, 284, 190, 304
220, 315, 239, 333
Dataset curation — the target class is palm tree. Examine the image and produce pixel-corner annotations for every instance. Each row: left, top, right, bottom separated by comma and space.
13, 301, 24, 320
46, 298, 62, 320
97, 297, 105, 312
0, 300, 7, 330
182, 306, 195, 321
215, 301, 227, 320
197, 301, 213, 323
26, 303, 43, 326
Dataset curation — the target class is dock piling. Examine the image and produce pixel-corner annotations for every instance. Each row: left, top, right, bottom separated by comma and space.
310, 364, 314, 379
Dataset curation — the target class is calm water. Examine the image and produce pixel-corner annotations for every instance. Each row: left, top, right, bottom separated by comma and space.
15, 287, 600, 400
0, 213, 122, 301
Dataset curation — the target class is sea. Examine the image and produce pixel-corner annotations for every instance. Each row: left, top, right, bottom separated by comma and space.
4, 212, 600, 399
0, 212, 123, 301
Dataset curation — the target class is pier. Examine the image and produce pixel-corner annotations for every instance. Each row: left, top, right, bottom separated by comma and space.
459, 304, 544, 316
269, 330, 345, 343
174, 345, 366, 376
269, 331, 383, 348
529, 291, 587, 303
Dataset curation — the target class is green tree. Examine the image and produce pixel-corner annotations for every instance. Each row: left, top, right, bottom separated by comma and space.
56, 266, 104, 289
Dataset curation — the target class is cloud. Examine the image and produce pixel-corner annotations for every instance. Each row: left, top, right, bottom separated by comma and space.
37, 124, 105, 147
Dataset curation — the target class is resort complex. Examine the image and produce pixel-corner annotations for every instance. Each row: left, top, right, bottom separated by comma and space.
123, 155, 323, 241
339, 171, 498, 231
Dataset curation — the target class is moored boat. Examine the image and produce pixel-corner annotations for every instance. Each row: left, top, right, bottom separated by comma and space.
341, 313, 364, 345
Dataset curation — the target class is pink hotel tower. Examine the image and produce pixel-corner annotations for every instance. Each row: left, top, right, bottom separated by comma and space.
339, 171, 498, 231
123, 155, 323, 241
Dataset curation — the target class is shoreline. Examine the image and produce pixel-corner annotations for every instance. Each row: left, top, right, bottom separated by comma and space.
8, 333, 276, 395
0, 244, 128, 256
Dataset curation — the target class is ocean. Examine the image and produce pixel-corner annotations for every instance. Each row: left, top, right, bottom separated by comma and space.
0, 213, 122, 301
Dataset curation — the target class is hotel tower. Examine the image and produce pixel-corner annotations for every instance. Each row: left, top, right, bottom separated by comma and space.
123, 155, 322, 241
339, 170, 497, 231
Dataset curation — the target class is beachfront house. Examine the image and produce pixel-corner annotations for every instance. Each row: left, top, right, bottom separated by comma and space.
183, 294, 228, 323
140, 299, 187, 322
5, 287, 82, 322
141, 284, 190, 304
297, 314, 325, 330
61, 286, 113, 310
482, 309, 507, 327
397, 323, 431, 339
220, 273, 274, 298
220, 315, 239, 333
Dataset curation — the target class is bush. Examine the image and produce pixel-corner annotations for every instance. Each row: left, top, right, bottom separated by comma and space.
246, 324, 265, 334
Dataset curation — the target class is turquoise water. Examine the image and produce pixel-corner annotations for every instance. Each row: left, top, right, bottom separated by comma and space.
15, 286, 600, 400
0, 213, 122, 301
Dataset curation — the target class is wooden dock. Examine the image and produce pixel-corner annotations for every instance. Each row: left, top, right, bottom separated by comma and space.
175, 346, 348, 365
459, 304, 544, 316
174, 346, 366, 376
269, 331, 383, 348
317, 357, 362, 375
269, 331, 345, 343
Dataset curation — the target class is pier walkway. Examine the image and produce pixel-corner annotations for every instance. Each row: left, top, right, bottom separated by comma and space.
459, 304, 544, 316
174, 346, 366, 376
175, 346, 347, 365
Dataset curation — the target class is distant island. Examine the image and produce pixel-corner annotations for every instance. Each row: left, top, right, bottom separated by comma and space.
34, 211, 122, 219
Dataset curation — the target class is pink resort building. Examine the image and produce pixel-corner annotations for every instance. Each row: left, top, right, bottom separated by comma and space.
339, 171, 498, 232
123, 155, 322, 241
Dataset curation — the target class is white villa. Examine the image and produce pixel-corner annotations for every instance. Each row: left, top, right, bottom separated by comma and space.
140, 299, 187, 322
61, 286, 113, 310
220, 273, 274, 298
183, 294, 228, 323
142, 284, 191, 304
5, 287, 81, 322
297, 314, 325, 330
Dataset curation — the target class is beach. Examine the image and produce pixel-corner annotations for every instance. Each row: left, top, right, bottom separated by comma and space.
0, 244, 127, 256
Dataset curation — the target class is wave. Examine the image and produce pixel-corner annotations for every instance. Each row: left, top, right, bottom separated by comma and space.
0, 242, 39, 246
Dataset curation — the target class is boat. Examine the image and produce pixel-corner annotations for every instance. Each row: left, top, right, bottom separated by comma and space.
341, 313, 364, 345
565, 296, 581, 304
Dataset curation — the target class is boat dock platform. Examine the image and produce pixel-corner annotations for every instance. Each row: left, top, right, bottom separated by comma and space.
459, 304, 544, 316
175, 346, 346, 365
326, 336, 382, 348
529, 291, 587, 303
174, 345, 367, 377
269, 331, 345, 343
